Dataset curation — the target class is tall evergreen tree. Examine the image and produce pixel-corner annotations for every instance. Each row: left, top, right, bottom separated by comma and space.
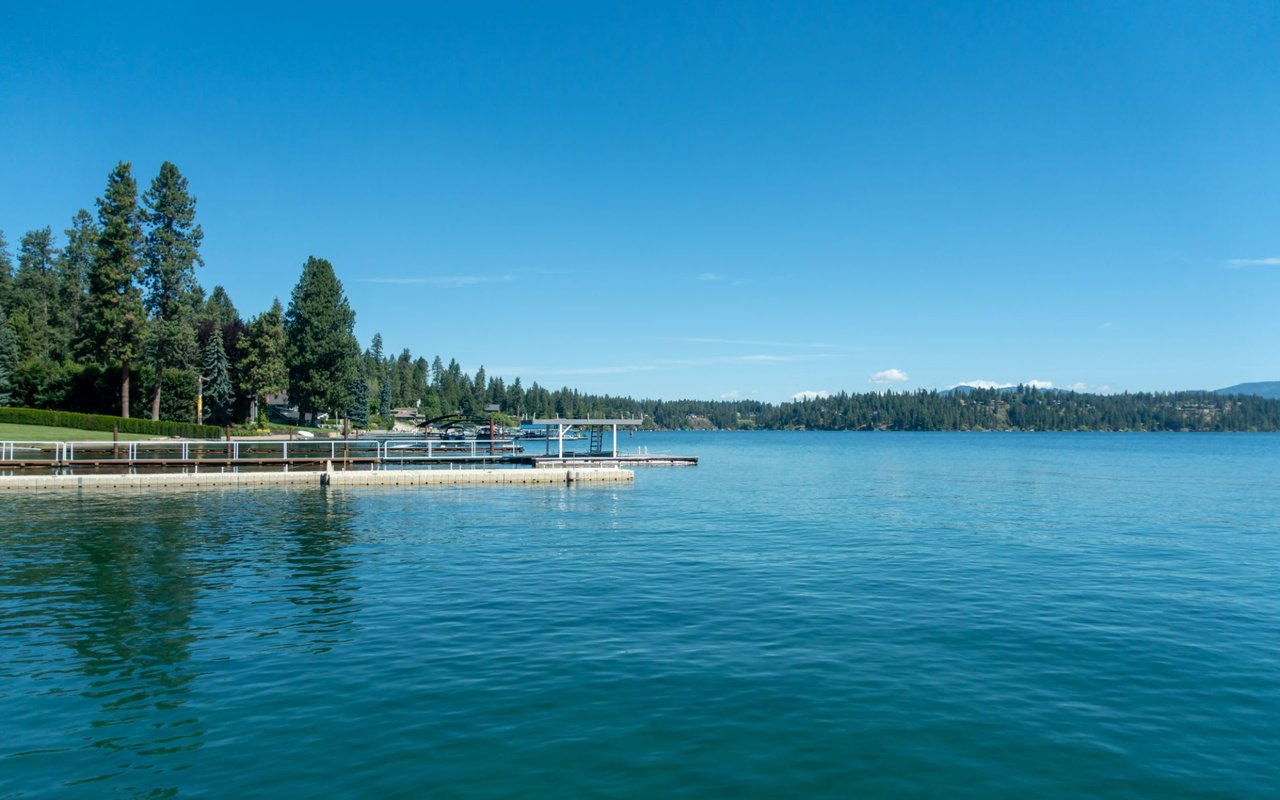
203, 285, 238, 332
82, 161, 146, 417
284, 256, 357, 423
58, 210, 97, 354
378, 368, 392, 420
200, 331, 233, 426
0, 230, 13, 306
142, 161, 203, 420
0, 309, 17, 405
347, 355, 370, 428
13, 227, 60, 363
238, 299, 288, 422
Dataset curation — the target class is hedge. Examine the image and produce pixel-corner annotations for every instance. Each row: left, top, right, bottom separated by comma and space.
0, 407, 224, 439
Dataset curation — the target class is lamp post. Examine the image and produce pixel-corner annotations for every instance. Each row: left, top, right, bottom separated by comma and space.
196, 375, 206, 425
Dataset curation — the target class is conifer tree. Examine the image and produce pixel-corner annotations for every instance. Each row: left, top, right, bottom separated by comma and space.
284, 256, 357, 424
200, 331, 234, 426
58, 211, 97, 354
239, 299, 287, 422
13, 227, 60, 363
378, 369, 392, 421
347, 355, 370, 428
82, 162, 145, 417
0, 230, 13, 306
0, 309, 17, 405
142, 161, 203, 420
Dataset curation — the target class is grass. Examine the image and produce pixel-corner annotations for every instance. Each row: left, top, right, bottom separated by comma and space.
0, 423, 167, 442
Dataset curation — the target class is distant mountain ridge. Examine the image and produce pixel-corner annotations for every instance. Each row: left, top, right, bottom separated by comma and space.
1215, 381, 1280, 399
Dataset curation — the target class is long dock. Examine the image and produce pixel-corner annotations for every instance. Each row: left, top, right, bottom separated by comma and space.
0, 466, 633, 491
0, 436, 697, 473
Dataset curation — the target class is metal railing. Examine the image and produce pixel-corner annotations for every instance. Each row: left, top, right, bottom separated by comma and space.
0, 437, 523, 468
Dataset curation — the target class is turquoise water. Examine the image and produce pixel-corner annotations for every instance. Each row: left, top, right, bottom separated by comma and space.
3, 432, 1278, 798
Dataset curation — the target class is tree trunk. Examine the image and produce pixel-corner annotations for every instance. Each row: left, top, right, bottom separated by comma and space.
120, 357, 131, 418
151, 362, 163, 421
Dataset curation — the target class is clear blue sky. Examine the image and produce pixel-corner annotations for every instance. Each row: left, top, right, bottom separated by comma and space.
2, 1, 1277, 402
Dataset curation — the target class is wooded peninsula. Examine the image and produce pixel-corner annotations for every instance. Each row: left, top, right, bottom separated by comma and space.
2, 161, 1279, 434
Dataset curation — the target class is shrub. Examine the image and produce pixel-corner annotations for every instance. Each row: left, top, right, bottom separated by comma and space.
0, 406, 223, 439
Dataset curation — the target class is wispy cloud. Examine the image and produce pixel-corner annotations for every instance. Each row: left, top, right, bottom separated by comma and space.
870, 368, 910, 385
494, 353, 830, 379
682, 337, 838, 349
1225, 257, 1280, 268
694, 272, 725, 282
791, 390, 830, 401
720, 390, 742, 399
362, 274, 514, 287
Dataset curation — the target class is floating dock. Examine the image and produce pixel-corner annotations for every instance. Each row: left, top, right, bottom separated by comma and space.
0, 466, 633, 491
0, 425, 698, 475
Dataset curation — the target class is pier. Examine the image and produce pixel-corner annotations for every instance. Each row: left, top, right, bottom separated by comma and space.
0, 465, 633, 491
0, 428, 695, 489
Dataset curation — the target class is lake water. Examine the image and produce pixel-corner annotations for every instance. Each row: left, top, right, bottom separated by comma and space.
2, 432, 1278, 798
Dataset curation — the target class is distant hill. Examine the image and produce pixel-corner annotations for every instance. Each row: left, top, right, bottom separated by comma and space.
941, 384, 1024, 396
1215, 381, 1280, 399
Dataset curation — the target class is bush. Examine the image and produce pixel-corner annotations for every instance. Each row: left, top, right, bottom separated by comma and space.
0, 406, 224, 439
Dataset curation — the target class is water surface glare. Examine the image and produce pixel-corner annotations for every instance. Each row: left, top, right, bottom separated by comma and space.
2, 432, 1278, 797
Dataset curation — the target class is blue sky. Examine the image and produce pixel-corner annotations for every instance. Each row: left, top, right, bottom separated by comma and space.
2, 1, 1277, 402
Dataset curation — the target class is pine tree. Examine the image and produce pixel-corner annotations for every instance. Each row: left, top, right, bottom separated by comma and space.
0, 230, 13, 306
142, 161, 204, 420
284, 256, 357, 423
82, 162, 146, 417
239, 299, 288, 422
201, 331, 233, 426
347, 355, 370, 428
0, 309, 17, 405
378, 369, 392, 421
13, 227, 60, 364
58, 210, 97, 356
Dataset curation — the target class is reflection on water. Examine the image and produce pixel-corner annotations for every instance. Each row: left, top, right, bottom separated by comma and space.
4, 495, 205, 796
282, 488, 359, 654
1, 487, 362, 796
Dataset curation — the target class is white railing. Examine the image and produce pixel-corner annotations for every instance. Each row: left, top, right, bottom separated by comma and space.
0, 437, 523, 467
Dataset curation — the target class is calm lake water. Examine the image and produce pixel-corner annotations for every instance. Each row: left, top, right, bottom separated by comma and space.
2, 432, 1278, 798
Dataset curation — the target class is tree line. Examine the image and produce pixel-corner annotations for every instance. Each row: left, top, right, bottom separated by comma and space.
4, 162, 1280, 433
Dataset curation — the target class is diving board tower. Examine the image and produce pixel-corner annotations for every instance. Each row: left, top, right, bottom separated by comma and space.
532, 417, 644, 458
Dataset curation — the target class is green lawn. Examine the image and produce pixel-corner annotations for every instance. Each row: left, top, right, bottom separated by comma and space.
0, 423, 159, 442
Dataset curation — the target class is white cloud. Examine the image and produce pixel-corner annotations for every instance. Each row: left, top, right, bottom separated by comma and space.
791, 390, 830, 401
506, 353, 828, 378
694, 272, 724, 282
1226, 257, 1280, 268
1025, 379, 1054, 389
1066, 382, 1088, 392
870, 368, 910, 385
720, 390, 742, 399
363, 274, 513, 287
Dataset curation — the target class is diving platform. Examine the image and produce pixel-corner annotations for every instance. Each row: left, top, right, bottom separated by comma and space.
530, 417, 644, 458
